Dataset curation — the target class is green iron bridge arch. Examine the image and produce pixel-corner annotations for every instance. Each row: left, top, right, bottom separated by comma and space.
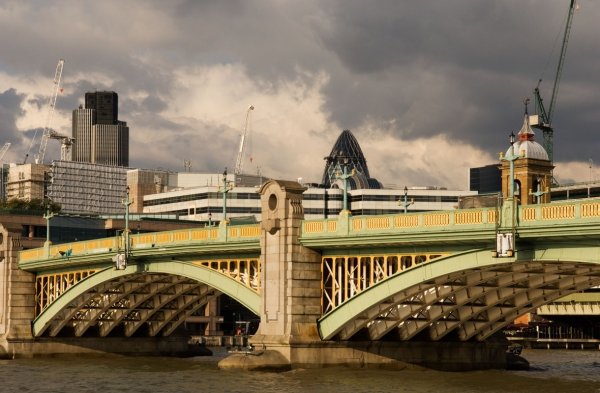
33, 260, 261, 338
20, 225, 262, 338
317, 247, 600, 342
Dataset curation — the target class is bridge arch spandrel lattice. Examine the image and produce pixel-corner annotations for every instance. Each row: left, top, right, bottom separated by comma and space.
317, 247, 600, 342
321, 251, 449, 314
33, 261, 261, 338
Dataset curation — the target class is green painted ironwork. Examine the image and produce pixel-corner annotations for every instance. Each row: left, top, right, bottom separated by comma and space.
317, 246, 600, 341
32, 260, 261, 337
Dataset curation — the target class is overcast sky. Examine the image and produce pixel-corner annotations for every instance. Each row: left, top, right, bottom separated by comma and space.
1, 0, 598, 189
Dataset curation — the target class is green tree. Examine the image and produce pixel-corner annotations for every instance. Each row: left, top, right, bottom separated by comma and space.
0, 198, 61, 213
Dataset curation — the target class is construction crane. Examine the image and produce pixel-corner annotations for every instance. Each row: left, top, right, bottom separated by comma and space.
234, 105, 255, 175
48, 129, 75, 161
532, 0, 577, 163
23, 59, 65, 165
0, 142, 10, 162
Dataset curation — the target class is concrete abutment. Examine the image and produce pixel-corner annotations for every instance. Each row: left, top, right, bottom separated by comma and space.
219, 339, 508, 371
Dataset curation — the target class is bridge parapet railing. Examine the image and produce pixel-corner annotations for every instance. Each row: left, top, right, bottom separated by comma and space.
19, 224, 261, 265
302, 198, 600, 239
517, 199, 600, 226
301, 207, 498, 238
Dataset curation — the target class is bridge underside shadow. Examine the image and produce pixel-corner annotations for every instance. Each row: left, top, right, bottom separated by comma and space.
318, 246, 600, 342
33, 261, 260, 338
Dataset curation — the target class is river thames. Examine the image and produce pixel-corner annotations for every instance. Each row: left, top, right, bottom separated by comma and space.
1, 349, 599, 393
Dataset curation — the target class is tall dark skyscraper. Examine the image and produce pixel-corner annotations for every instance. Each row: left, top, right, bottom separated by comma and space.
72, 91, 129, 167
85, 91, 118, 124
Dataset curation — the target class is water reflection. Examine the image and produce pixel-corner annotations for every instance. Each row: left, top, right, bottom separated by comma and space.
1, 349, 599, 393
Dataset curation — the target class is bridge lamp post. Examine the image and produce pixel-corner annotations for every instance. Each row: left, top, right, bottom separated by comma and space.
122, 186, 133, 260
336, 158, 355, 213
495, 131, 522, 258
208, 212, 213, 227
504, 131, 521, 200
43, 202, 56, 258
589, 159, 593, 198
399, 186, 414, 214
220, 169, 233, 223
529, 176, 548, 204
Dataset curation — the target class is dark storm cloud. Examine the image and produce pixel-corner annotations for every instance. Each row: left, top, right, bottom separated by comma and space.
1, 0, 599, 183
148, 0, 600, 164
0, 88, 26, 143
309, 1, 600, 163
0, 89, 50, 163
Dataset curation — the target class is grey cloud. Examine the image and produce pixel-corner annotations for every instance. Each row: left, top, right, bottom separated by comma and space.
1, 0, 599, 184
0, 89, 25, 140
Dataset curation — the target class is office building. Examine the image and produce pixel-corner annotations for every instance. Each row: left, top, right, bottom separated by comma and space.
85, 91, 118, 125
0, 164, 9, 202
469, 164, 501, 194
72, 91, 129, 167
5, 163, 48, 202
47, 161, 128, 215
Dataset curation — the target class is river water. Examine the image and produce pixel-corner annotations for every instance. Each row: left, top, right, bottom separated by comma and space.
1, 348, 599, 393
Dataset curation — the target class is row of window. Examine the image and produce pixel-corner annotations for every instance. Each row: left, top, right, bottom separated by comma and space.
172, 206, 262, 216
304, 208, 342, 215
145, 192, 260, 207
303, 194, 344, 201
145, 192, 459, 208
153, 207, 437, 218
350, 195, 459, 203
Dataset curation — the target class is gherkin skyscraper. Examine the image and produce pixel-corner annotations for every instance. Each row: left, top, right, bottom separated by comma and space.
321, 129, 382, 189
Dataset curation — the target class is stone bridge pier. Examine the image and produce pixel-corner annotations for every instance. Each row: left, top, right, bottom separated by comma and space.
0, 222, 37, 358
219, 180, 508, 371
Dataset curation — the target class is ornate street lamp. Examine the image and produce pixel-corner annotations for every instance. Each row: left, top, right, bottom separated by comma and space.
122, 186, 133, 258
529, 176, 548, 204
335, 158, 354, 213
503, 131, 521, 199
399, 186, 414, 214
220, 169, 233, 223
43, 202, 56, 258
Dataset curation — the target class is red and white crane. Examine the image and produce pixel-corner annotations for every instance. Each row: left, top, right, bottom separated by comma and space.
23, 59, 65, 164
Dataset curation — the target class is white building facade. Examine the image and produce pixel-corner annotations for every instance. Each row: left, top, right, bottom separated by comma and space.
141, 177, 476, 223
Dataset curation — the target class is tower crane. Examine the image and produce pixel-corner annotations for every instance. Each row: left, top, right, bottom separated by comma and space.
48, 129, 75, 161
532, 0, 577, 163
24, 59, 65, 165
234, 105, 255, 175
0, 143, 11, 162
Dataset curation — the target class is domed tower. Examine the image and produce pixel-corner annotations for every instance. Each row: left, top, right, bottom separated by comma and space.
321, 129, 382, 189
501, 112, 554, 205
